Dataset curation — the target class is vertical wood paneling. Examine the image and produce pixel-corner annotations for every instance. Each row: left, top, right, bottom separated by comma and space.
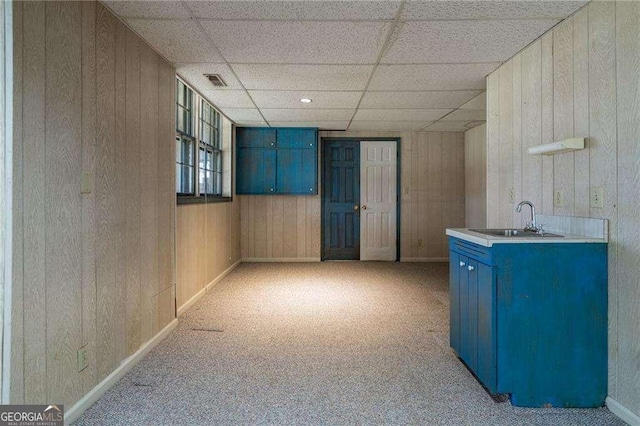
427, 133, 442, 258
417, 132, 428, 258
124, 27, 141, 356
282, 196, 297, 257
80, 0, 97, 393
464, 124, 487, 229
12, 0, 176, 409
616, 0, 640, 409
486, 72, 500, 227
512, 55, 523, 227
21, 0, 46, 403
521, 41, 543, 221
96, 4, 117, 381
140, 43, 159, 342
10, 0, 24, 404
541, 33, 554, 215
573, 8, 590, 217
498, 62, 513, 227
45, 0, 83, 405
553, 19, 575, 216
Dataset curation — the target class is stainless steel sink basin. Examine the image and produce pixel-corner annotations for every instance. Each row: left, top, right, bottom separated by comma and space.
469, 228, 564, 238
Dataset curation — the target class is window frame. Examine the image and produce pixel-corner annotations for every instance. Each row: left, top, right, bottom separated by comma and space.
175, 77, 232, 204
198, 99, 223, 197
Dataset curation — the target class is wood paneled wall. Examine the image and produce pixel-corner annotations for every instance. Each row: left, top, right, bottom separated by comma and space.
0, 0, 6, 392
240, 130, 465, 261
10, 1, 176, 407
485, 1, 640, 417
464, 124, 486, 228
176, 200, 241, 309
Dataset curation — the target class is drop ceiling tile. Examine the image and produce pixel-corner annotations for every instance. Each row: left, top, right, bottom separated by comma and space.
261, 109, 354, 122
220, 108, 264, 122
369, 64, 500, 91
402, 1, 587, 20
176, 63, 244, 90
360, 90, 481, 109
382, 20, 559, 64
270, 121, 350, 130
201, 90, 255, 109
422, 121, 475, 131
187, 1, 400, 20
249, 91, 362, 109
353, 109, 451, 122
459, 92, 486, 110
349, 121, 431, 131
441, 109, 486, 122
103, 1, 192, 19
127, 19, 224, 63
200, 21, 391, 64
232, 64, 374, 91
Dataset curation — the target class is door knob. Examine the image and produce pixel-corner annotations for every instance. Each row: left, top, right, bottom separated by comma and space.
468, 265, 475, 271
361, 205, 367, 210
460, 261, 465, 267
354, 205, 359, 210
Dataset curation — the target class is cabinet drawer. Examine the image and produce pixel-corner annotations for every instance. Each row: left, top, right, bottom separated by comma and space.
449, 237, 492, 264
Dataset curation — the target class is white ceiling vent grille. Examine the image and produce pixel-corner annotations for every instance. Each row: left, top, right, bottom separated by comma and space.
204, 74, 227, 88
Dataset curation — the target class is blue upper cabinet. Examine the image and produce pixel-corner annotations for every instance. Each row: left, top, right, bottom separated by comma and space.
236, 127, 318, 195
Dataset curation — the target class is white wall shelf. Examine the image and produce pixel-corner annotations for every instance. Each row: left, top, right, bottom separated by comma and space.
527, 138, 585, 155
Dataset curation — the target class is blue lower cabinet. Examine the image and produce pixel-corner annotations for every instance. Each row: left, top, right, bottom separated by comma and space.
448, 237, 607, 407
236, 127, 318, 195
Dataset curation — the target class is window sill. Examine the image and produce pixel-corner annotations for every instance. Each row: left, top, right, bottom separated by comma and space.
177, 195, 233, 205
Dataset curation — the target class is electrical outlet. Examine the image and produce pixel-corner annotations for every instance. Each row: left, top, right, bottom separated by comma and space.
81, 171, 92, 194
417, 239, 424, 248
590, 187, 604, 208
403, 186, 409, 195
508, 188, 516, 204
554, 190, 564, 207
77, 346, 88, 372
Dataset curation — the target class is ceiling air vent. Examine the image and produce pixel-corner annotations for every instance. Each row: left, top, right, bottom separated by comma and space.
204, 74, 227, 88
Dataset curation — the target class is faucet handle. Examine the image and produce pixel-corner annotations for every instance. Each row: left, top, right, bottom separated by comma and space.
536, 224, 546, 235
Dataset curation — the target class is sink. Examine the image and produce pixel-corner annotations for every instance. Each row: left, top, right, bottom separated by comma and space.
469, 228, 564, 238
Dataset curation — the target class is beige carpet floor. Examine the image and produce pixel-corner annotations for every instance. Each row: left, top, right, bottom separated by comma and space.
75, 262, 623, 425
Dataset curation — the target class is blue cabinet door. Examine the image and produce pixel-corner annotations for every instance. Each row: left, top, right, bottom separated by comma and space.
277, 128, 316, 149
449, 251, 461, 354
237, 128, 276, 148
236, 148, 276, 194
458, 255, 471, 364
276, 148, 317, 194
476, 261, 497, 393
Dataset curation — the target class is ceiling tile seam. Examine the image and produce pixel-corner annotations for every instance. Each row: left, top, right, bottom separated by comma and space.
224, 61, 502, 66
180, 0, 270, 127
193, 18, 398, 23
120, 17, 565, 23
401, 17, 568, 23
346, 0, 407, 130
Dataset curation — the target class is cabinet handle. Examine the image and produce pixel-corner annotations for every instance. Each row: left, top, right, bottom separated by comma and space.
468, 265, 475, 271
459, 261, 465, 267
270, 188, 274, 192
270, 142, 274, 146
309, 188, 313, 192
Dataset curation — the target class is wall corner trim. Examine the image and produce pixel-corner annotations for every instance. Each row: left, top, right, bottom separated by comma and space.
65, 318, 179, 424
177, 259, 241, 317
606, 397, 640, 426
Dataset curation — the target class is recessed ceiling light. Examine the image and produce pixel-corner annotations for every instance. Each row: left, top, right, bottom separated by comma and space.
299, 98, 313, 103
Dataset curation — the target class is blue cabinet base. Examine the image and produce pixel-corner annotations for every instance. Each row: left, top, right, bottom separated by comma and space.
449, 237, 607, 408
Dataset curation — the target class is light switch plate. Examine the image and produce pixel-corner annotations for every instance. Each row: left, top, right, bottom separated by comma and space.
81, 171, 92, 194
554, 190, 564, 207
508, 188, 515, 204
77, 346, 88, 372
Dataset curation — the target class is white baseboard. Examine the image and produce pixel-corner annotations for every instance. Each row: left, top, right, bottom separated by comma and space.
177, 259, 241, 317
401, 257, 449, 262
607, 397, 640, 425
65, 319, 178, 425
242, 257, 321, 262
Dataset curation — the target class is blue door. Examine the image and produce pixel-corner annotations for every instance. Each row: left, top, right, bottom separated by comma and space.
322, 141, 360, 260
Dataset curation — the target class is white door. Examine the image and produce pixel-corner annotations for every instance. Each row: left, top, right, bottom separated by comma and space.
360, 141, 397, 261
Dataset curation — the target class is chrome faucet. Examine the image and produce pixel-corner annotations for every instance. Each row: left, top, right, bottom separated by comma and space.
515, 201, 542, 233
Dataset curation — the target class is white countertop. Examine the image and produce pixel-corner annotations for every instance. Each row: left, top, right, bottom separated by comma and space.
446, 228, 608, 247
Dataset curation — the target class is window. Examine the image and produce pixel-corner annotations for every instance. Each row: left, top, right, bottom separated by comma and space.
199, 100, 222, 196
176, 79, 195, 195
175, 77, 231, 203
